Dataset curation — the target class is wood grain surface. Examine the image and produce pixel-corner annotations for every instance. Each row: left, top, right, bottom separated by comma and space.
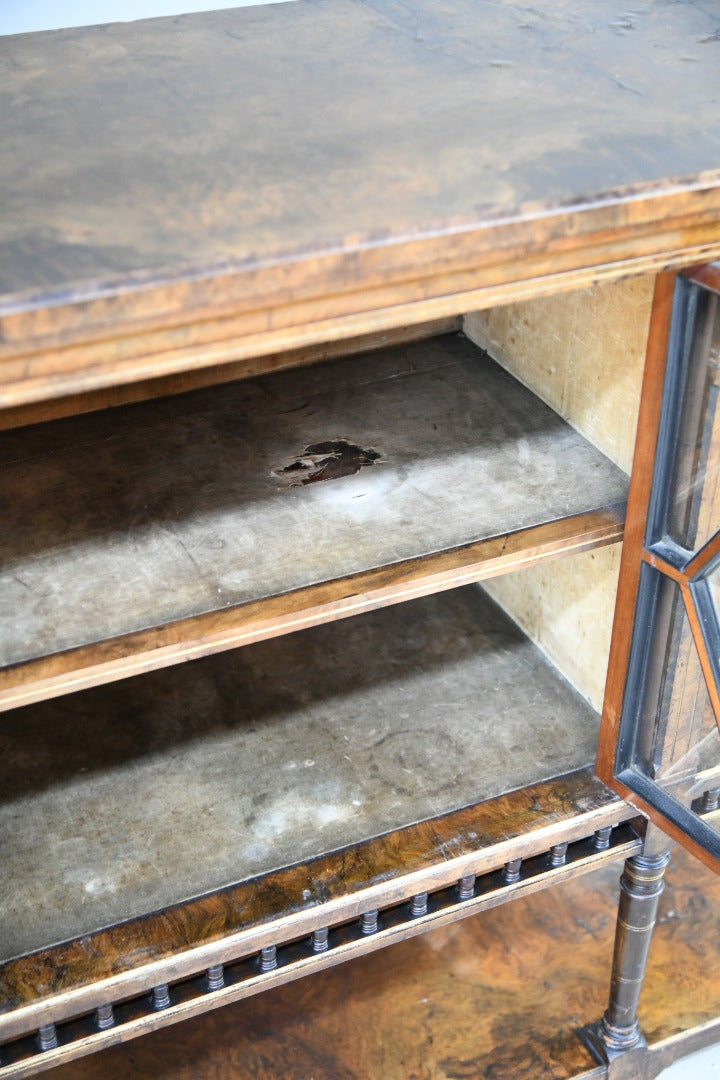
0, 334, 626, 711
0, 766, 633, 1039
1, 1, 720, 403
1, 587, 606, 965
0, 318, 459, 431
42, 842, 720, 1080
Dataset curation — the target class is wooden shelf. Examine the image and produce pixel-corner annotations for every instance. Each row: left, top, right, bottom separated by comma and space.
0, 821, 641, 1080
2, 586, 605, 961
43, 844, 720, 1080
0, 587, 638, 1060
0, 333, 626, 711
1, 1, 720, 405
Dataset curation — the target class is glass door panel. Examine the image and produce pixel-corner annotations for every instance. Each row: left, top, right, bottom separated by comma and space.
601, 265, 720, 868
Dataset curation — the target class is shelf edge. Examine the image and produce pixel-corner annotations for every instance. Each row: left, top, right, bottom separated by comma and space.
0, 768, 635, 1041
2, 180, 720, 407
0, 506, 625, 712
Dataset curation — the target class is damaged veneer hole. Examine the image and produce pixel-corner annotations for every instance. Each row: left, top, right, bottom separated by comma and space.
273, 440, 382, 487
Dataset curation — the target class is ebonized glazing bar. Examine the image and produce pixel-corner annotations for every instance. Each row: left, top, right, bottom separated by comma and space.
598, 266, 720, 873
1, 0, 720, 404
0, 334, 626, 710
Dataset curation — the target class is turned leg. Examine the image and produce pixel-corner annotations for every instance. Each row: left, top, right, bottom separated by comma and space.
580, 831, 671, 1072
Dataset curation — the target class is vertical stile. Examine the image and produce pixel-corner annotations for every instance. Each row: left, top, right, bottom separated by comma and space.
152, 984, 171, 1010
311, 927, 329, 953
259, 945, 278, 972
206, 964, 225, 991
360, 910, 379, 935
37, 1023, 58, 1051
503, 858, 522, 883
410, 892, 429, 917
702, 788, 720, 813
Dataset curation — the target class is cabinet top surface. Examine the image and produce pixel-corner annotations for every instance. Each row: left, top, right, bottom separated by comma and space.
2, 0, 720, 304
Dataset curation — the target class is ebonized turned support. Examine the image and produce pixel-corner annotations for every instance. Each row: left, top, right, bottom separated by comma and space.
580, 841, 671, 1071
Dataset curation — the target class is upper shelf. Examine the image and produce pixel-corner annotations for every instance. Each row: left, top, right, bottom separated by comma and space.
1, 0, 720, 405
0, 333, 626, 710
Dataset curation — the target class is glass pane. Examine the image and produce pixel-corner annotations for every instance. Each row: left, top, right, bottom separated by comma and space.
690, 555, 720, 712
664, 287, 720, 553
703, 555, 720, 627
627, 570, 720, 834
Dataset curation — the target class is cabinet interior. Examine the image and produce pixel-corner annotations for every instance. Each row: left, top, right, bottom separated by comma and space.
0, 281, 644, 1057
2, 587, 601, 964
464, 277, 652, 710
2, 0, 720, 1070
0, 328, 626, 712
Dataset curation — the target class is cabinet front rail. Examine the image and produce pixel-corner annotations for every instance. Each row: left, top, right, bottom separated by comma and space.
0, 819, 640, 1078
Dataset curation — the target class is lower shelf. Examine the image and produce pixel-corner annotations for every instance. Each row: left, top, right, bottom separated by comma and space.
0, 814, 639, 1077
47, 843, 720, 1080
2, 587, 605, 963
0, 586, 637, 1071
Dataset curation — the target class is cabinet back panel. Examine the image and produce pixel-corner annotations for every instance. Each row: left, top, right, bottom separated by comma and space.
464, 276, 653, 474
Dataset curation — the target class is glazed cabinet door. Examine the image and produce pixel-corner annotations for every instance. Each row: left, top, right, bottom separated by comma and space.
598, 264, 720, 871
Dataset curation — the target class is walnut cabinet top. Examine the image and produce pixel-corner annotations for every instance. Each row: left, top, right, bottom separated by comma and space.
1, 0, 720, 404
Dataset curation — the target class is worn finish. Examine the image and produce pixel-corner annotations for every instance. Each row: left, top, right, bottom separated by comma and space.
0, 318, 460, 432
0, 766, 632, 1038
42, 843, 720, 1080
1, 0, 719, 1069
0, 333, 627, 709
0, 829, 642, 1077
0, 586, 604, 963
1, 1, 720, 403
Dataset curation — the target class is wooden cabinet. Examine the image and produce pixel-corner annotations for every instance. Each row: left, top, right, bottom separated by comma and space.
1, 1, 720, 1075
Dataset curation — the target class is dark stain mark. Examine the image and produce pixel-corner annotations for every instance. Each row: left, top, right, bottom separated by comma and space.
273, 440, 381, 487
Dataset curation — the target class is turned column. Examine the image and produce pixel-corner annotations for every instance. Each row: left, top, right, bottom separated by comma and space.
580, 828, 671, 1071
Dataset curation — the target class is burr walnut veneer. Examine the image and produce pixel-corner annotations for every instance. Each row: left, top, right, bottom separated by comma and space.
1, 0, 720, 1075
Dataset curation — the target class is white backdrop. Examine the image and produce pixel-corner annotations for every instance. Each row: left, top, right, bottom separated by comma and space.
0, 0, 291, 36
